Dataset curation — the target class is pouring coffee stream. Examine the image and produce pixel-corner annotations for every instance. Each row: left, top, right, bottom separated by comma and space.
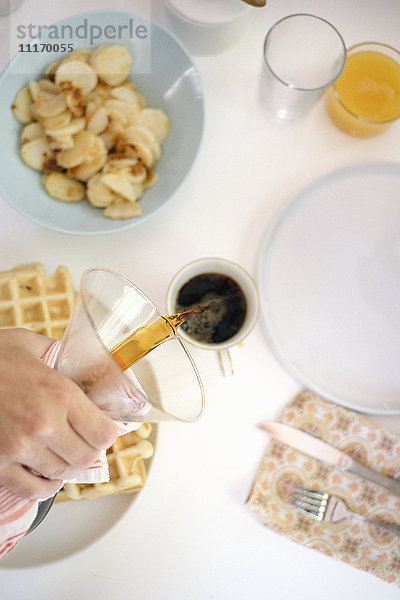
110, 305, 211, 371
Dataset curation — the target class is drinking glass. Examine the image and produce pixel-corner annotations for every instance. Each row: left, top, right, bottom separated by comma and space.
261, 13, 346, 121
52, 267, 205, 423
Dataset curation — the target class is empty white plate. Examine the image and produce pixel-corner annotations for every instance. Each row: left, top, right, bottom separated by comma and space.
258, 162, 400, 415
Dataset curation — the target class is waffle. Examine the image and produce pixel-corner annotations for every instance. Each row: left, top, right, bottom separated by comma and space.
55, 423, 154, 502
0, 263, 75, 340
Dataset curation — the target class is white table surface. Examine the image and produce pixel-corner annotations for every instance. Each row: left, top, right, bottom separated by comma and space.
1, 0, 400, 598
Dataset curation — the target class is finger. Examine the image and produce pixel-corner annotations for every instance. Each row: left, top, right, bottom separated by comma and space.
46, 426, 102, 471
1, 463, 62, 500
67, 391, 119, 450
3, 328, 55, 358
21, 447, 86, 481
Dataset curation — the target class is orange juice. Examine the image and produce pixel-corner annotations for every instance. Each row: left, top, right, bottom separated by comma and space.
327, 43, 400, 137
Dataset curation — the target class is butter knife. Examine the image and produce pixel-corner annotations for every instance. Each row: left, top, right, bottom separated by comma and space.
258, 421, 400, 496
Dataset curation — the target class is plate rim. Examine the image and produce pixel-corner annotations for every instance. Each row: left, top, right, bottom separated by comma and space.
257, 160, 400, 416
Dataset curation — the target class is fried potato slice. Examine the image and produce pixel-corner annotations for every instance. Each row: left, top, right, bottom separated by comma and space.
63, 87, 86, 117
36, 89, 67, 118
44, 116, 86, 138
103, 159, 147, 184
128, 162, 148, 184
29, 102, 40, 121
134, 90, 147, 110
101, 170, 144, 202
110, 86, 140, 107
90, 45, 132, 86
99, 123, 125, 151
87, 106, 109, 135
39, 79, 58, 93
55, 60, 98, 96
87, 82, 113, 102
103, 157, 139, 170
84, 134, 107, 164
61, 48, 92, 64
104, 197, 142, 220
135, 108, 170, 143
99, 130, 116, 151
67, 151, 107, 182
45, 61, 59, 80
40, 109, 72, 131
42, 156, 63, 174
143, 169, 159, 189
87, 173, 118, 207
125, 124, 160, 161
49, 135, 75, 151
43, 172, 86, 202
114, 138, 139, 159
86, 100, 101, 120
21, 122, 44, 144
116, 131, 155, 167
38, 80, 59, 94
12, 87, 33, 124
105, 98, 138, 122
106, 107, 128, 128
28, 80, 40, 101
21, 136, 52, 171
56, 130, 97, 168
131, 141, 154, 168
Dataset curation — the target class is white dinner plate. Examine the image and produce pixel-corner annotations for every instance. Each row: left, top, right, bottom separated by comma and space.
0, 425, 157, 567
258, 161, 400, 415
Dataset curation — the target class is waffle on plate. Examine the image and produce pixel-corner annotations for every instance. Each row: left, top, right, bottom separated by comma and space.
0, 262, 75, 339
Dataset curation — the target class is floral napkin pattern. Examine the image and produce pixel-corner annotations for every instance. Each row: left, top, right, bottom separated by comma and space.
247, 390, 400, 587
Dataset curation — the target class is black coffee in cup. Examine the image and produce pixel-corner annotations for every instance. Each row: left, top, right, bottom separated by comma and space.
175, 273, 247, 344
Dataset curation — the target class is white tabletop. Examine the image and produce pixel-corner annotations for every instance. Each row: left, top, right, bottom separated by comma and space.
1, 0, 400, 598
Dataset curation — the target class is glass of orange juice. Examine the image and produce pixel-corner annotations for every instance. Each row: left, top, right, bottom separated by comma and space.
327, 42, 400, 137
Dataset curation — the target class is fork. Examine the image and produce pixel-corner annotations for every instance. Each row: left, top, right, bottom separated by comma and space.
291, 486, 400, 536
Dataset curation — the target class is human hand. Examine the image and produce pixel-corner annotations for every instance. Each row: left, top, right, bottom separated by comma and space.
0, 328, 119, 499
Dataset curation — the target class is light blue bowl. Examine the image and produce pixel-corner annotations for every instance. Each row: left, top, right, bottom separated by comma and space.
0, 10, 204, 234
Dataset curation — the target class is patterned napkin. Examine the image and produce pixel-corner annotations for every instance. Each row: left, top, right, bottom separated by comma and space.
247, 390, 400, 587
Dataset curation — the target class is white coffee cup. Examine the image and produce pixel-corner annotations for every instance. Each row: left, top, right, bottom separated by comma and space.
166, 257, 260, 376
162, 0, 250, 55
